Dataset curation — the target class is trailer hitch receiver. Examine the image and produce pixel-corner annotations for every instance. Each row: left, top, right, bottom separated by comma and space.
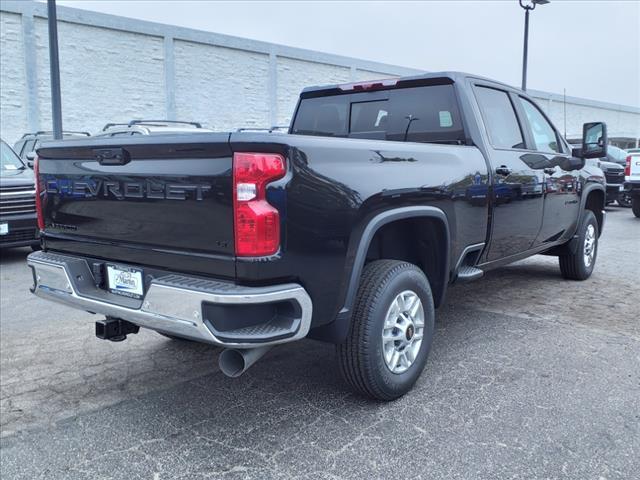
96, 317, 139, 342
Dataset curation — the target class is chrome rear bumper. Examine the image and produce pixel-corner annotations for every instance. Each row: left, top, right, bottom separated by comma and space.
27, 251, 312, 348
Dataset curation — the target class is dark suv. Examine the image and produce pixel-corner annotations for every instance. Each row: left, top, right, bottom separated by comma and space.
0, 140, 39, 249
593, 158, 626, 205
570, 141, 627, 206
13, 131, 90, 164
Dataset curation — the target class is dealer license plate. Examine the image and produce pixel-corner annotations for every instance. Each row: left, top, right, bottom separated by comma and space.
106, 264, 144, 299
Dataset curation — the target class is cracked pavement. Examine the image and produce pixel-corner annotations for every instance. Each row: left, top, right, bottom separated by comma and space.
1, 207, 638, 479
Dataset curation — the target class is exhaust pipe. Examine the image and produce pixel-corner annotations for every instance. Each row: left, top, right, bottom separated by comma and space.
218, 345, 272, 378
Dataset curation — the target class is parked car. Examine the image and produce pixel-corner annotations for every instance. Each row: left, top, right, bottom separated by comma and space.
13, 131, 90, 164
27, 72, 607, 400
95, 120, 212, 137
0, 140, 39, 249
622, 152, 640, 217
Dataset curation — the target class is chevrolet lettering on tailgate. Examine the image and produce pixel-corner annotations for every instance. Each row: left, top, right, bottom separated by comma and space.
45, 179, 212, 200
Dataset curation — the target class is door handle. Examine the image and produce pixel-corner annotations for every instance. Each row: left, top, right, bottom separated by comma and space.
495, 165, 511, 176
543, 167, 556, 175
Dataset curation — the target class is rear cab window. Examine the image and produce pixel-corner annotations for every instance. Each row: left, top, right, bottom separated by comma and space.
291, 81, 466, 145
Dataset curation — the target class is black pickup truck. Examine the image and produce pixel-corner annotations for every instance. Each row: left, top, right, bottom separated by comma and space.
28, 72, 608, 400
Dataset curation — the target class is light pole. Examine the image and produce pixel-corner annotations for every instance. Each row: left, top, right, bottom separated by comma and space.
47, 0, 63, 139
519, 0, 549, 91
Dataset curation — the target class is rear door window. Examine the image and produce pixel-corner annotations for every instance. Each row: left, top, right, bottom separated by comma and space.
292, 84, 465, 144
474, 86, 525, 150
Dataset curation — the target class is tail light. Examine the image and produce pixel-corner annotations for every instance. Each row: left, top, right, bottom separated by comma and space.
34, 155, 45, 230
625, 155, 631, 177
233, 152, 286, 256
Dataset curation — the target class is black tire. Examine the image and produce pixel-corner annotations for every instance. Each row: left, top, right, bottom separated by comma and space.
633, 197, 640, 218
559, 210, 598, 280
337, 260, 435, 401
617, 192, 632, 208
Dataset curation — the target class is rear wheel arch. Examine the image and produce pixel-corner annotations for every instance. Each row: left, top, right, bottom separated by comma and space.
342, 207, 450, 315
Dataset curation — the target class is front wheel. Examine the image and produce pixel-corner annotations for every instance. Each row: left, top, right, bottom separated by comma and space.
337, 260, 435, 401
617, 192, 632, 208
559, 210, 598, 280
633, 197, 640, 218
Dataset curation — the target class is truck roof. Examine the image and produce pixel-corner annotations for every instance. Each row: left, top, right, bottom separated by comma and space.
300, 71, 519, 97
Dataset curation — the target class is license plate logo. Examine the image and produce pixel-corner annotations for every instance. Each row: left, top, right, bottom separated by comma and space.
106, 264, 144, 298
0, 223, 8, 235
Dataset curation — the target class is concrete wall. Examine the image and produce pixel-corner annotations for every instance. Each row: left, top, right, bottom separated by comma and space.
1, 1, 639, 147
0, 11, 27, 141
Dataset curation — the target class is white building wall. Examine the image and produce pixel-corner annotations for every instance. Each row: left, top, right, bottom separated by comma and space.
1, 1, 638, 147
354, 70, 397, 82
32, 18, 166, 136
1, 12, 27, 144
276, 57, 351, 126
531, 93, 640, 140
174, 41, 271, 130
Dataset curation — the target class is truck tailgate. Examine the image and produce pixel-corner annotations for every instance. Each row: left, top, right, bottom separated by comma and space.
37, 134, 235, 278
628, 153, 640, 182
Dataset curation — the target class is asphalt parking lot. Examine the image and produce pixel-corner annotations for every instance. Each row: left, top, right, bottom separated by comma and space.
1, 207, 638, 480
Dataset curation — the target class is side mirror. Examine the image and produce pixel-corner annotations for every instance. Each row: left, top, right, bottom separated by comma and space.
581, 122, 607, 159
560, 156, 585, 171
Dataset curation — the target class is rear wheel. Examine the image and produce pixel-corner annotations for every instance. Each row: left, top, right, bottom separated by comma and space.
337, 260, 435, 401
559, 210, 598, 280
633, 197, 640, 218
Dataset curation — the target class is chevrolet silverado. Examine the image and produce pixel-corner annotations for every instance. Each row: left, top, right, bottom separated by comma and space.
27, 72, 608, 400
